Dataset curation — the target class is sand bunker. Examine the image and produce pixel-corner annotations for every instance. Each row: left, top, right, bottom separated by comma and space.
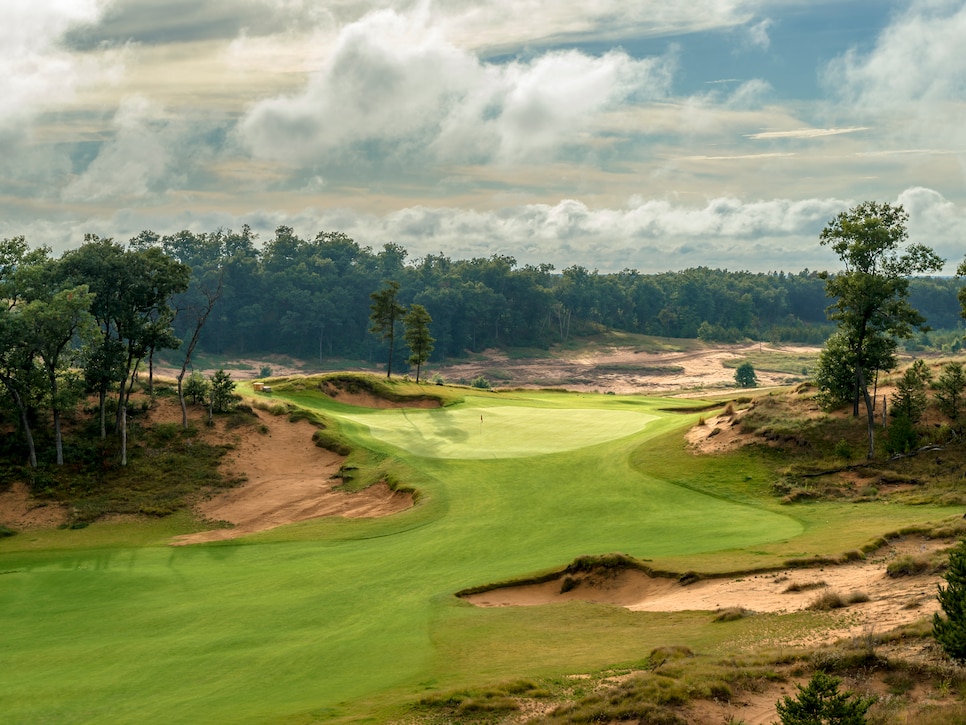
465, 537, 949, 643
171, 403, 413, 545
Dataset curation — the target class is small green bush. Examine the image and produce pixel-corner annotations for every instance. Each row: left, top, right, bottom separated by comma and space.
470, 375, 492, 390
775, 671, 873, 725
833, 438, 852, 460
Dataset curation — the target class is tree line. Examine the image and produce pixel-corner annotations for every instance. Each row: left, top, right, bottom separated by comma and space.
111, 225, 964, 369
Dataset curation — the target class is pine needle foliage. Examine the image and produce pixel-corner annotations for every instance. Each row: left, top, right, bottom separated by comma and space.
775, 671, 873, 725
934, 538, 966, 663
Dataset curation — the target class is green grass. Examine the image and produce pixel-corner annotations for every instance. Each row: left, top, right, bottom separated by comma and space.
0, 384, 961, 724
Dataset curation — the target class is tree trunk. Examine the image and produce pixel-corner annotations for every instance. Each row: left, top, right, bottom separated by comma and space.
121, 404, 127, 467
148, 349, 155, 398
115, 351, 136, 433
387, 333, 394, 378
178, 372, 189, 429
858, 367, 875, 459
6, 383, 37, 468
99, 385, 107, 439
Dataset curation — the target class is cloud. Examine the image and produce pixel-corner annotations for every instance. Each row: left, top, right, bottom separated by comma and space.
432, 0, 756, 51
0, 1, 112, 128
61, 96, 201, 203
15, 187, 966, 274
825, 0, 966, 127
747, 127, 869, 140
745, 17, 772, 50
238, 8, 674, 169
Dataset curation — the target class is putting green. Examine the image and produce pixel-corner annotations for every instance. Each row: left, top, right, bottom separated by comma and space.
341, 406, 656, 458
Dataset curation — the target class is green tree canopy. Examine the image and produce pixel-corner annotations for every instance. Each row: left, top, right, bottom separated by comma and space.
734, 361, 758, 388
775, 671, 873, 724
816, 201, 943, 458
403, 303, 434, 383
369, 280, 406, 378
934, 538, 966, 663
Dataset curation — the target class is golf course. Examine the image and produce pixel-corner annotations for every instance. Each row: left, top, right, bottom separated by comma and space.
1, 379, 962, 724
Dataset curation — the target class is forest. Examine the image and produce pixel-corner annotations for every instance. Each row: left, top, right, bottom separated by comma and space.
101, 226, 966, 363
2, 225, 965, 423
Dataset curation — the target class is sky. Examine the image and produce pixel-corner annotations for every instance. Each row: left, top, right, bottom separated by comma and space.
3, 0, 966, 273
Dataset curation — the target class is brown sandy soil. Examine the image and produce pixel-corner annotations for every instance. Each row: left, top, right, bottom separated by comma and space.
465, 537, 948, 646
157, 342, 812, 395
170, 400, 413, 545
0, 482, 68, 529
429, 343, 814, 395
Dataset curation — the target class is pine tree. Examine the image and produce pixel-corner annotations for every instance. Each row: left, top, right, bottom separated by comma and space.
403, 303, 434, 383
890, 359, 931, 424
775, 671, 873, 725
935, 361, 966, 423
934, 538, 966, 663
369, 280, 406, 378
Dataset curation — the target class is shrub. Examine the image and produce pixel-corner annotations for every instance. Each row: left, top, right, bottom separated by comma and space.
470, 375, 491, 390
783, 580, 827, 593
775, 671, 874, 725
183, 371, 209, 405
258, 365, 272, 378
209, 369, 236, 413
807, 590, 846, 611
713, 607, 751, 622
833, 439, 852, 460
886, 555, 931, 578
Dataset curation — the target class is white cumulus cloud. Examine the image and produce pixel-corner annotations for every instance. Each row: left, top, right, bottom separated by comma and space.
238, 8, 674, 168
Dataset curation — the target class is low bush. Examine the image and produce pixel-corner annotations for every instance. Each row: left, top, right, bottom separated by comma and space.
807, 590, 846, 611
887, 555, 931, 578
783, 580, 827, 593
713, 607, 751, 622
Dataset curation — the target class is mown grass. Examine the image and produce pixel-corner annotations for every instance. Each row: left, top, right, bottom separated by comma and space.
1, 380, 963, 724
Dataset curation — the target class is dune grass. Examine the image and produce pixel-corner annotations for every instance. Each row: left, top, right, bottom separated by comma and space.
0, 384, 960, 724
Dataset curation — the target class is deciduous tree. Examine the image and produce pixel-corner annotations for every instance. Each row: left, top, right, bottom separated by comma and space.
816, 202, 943, 458
734, 362, 758, 388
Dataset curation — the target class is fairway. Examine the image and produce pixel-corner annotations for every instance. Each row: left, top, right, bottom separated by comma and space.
1, 385, 961, 724
341, 405, 656, 458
